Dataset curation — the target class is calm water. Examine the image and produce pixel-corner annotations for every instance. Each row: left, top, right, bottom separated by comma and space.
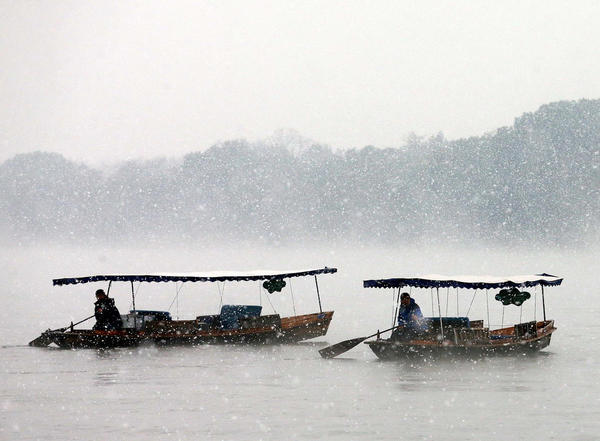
1, 245, 598, 440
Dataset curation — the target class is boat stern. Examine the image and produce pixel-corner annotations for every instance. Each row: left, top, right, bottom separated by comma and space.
279, 311, 334, 342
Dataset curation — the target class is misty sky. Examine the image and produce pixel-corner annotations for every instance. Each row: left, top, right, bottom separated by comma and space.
2, 0, 600, 164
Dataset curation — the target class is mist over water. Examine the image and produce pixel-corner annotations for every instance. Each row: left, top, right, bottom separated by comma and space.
3, 1, 600, 438
1, 244, 598, 440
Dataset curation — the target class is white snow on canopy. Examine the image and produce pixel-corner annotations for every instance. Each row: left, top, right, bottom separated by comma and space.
363, 273, 562, 290
53, 267, 337, 286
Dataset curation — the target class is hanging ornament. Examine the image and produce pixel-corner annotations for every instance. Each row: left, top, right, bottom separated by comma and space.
495, 287, 531, 306
263, 279, 286, 294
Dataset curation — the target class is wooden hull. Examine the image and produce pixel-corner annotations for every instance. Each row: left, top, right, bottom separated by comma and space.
37, 311, 334, 349
366, 320, 555, 360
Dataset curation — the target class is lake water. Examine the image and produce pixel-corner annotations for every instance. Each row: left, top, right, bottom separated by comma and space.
1, 245, 598, 440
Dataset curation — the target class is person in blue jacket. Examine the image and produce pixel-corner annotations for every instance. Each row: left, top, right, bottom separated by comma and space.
392, 292, 426, 340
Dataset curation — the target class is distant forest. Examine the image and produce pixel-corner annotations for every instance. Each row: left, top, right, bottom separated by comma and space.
1, 99, 599, 247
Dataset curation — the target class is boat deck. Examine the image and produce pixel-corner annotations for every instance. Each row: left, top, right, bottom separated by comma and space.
365, 320, 555, 359
37, 311, 334, 349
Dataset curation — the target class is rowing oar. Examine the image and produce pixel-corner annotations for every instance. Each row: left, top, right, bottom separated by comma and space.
28, 314, 95, 347
319, 325, 401, 359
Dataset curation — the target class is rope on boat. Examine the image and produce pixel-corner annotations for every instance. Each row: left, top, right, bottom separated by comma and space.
263, 285, 278, 314
288, 278, 297, 316
391, 288, 398, 328
167, 282, 186, 318
217, 282, 225, 310
519, 302, 523, 324
465, 289, 477, 316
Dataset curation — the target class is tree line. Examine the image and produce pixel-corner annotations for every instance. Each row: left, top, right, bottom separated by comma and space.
1, 99, 598, 247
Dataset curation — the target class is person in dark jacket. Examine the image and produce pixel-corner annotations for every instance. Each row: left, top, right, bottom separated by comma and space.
392, 292, 426, 340
93, 289, 123, 330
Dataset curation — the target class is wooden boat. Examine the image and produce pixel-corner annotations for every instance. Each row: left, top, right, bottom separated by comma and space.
29, 267, 336, 349
362, 273, 561, 360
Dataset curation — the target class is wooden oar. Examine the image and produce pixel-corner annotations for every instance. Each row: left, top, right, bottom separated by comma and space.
319, 325, 401, 359
28, 314, 95, 347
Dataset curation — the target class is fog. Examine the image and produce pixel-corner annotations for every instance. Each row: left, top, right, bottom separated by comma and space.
2, 98, 599, 249
2, 1, 600, 439
2, 243, 597, 345
3, 1, 600, 163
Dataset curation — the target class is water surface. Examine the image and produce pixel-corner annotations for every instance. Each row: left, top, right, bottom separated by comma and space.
1, 245, 598, 440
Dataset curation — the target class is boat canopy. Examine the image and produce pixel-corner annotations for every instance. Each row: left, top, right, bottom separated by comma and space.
53, 267, 337, 286
363, 273, 562, 290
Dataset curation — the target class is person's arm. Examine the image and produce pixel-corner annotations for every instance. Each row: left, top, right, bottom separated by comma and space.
410, 305, 423, 322
397, 309, 407, 326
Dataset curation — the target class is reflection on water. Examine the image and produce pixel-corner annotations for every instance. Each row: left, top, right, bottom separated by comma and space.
94, 371, 119, 386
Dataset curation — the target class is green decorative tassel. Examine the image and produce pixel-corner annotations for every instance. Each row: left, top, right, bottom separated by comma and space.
495, 287, 531, 306
263, 279, 286, 293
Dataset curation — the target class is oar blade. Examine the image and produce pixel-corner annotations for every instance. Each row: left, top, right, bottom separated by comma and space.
318, 336, 367, 359
28, 333, 52, 347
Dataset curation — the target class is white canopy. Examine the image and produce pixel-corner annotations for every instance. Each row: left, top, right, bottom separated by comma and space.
363, 273, 562, 289
53, 267, 337, 286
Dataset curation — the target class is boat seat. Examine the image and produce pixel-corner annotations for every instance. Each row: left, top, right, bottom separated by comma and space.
455, 327, 490, 344
239, 314, 281, 330
196, 314, 221, 330
514, 321, 537, 339
220, 305, 262, 329
424, 317, 470, 330
144, 320, 198, 334
131, 310, 171, 321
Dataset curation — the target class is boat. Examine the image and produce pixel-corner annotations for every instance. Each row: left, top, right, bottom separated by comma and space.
362, 273, 561, 360
29, 267, 336, 349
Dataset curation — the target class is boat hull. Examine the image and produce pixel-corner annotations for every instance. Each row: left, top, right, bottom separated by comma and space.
366, 320, 555, 360
36, 311, 334, 349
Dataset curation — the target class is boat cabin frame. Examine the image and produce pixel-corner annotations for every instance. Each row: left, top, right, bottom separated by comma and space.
363, 273, 562, 359
31, 267, 337, 349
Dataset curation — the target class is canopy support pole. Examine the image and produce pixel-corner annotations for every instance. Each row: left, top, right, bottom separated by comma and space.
289, 279, 297, 316
392, 288, 401, 327
314, 276, 323, 313
541, 285, 546, 321
107, 280, 112, 296
534, 287, 537, 322
131, 281, 136, 329
486, 289, 490, 329
436, 287, 444, 340
176, 283, 179, 320
445, 288, 449, 316
456, 288, 459, 316
131, 281, 136, 311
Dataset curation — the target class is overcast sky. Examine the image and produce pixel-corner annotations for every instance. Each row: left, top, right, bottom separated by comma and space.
2, 0, 599, 164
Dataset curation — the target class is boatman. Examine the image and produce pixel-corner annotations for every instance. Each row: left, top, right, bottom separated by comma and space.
392, 292, 426, 340
93, 289, 123, 330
